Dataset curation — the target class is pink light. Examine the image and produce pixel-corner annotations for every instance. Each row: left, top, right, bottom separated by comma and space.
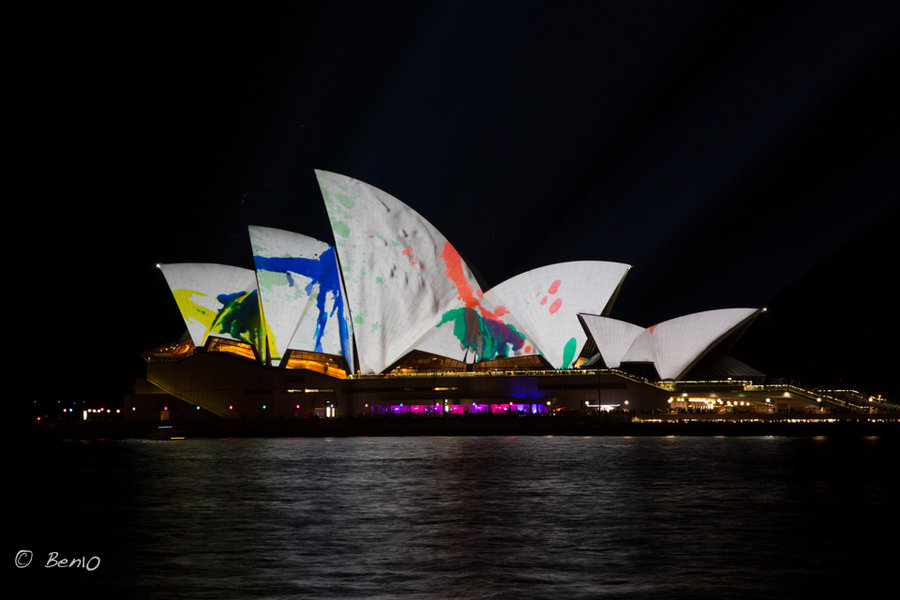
549, 298, 562, 314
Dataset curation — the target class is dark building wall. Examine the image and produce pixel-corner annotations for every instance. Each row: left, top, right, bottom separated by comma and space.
146, 351, 671, 418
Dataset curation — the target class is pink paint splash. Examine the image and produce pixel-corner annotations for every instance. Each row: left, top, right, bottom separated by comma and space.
549, 298, 562, 314
548, 279, 561, 294
648, 324, 659, 334
402, 246, 421, 267
540, 296, 548, 305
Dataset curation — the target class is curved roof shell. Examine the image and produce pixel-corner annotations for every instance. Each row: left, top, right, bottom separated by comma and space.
159, 263, 264, 357
650, 308, 760, 380
317, 169, 534, 374
155, 170, 764, 382
249, 226, 354, 368
581, 308, 761, 380
578, 314, 647, 369
484, 261, 631, 369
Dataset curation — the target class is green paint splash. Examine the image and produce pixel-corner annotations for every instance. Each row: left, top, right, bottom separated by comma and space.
438, 307, 526, 361
332, 220, 350, 238
173, 288, 265, 355
561, 336, 577, 369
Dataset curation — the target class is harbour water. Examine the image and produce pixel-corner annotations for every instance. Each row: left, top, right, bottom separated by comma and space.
13, 434, 899, 598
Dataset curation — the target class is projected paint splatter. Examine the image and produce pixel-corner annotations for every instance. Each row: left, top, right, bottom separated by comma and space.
561, 336, 577, 369
437, 241, 526, 360
539, 279, 563, 314
173, 288, 263, 350
549, 298, 562, 314
212, 290, 263, 345
253, 246, 351, 357
401, 245, 421, 267
437, 308, 526, 360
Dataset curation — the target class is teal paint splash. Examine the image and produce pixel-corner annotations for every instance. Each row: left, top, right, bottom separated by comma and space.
561, 336, 578, 369
438, 307, 526, 361
211, 290, 262, 350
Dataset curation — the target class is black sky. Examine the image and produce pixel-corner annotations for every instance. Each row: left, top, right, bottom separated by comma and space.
24, 1, 898, 405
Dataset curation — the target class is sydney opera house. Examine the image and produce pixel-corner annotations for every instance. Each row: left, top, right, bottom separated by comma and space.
135, 170, 878, 422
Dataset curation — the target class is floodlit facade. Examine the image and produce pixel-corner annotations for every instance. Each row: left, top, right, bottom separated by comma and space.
146, 170, 779, 418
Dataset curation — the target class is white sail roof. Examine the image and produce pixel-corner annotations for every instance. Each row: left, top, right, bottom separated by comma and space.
484, 261, 631, 369
249, 226, 354, 369
158, 263, 263, 356
580, 308, 761, 380
317, 170, 540, 372
317, 170, 491, 373
620, 329, 657, 364
578, 314, 646, 369
650, 308, 760, 380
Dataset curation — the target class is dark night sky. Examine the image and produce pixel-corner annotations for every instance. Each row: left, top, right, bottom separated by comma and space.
23, 1, 898, 405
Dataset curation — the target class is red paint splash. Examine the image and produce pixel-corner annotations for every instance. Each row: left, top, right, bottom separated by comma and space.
540, 296, 548, 305
402, 247, 413, 255
494, 305, 509, 317
549, 298, 562, 314
648, 324, 659, 334
548, 279, 561, 294
440, 242, 476, 306
524, 345, 532, 354
440, 241, 501, 320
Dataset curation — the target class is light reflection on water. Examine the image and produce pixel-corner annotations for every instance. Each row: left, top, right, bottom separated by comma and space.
18, 435, 899, 599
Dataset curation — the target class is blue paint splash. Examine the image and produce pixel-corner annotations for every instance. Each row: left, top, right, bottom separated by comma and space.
253, 246, 351, 360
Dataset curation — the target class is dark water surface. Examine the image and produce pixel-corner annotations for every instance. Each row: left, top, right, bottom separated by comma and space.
13, 435, 899, 598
